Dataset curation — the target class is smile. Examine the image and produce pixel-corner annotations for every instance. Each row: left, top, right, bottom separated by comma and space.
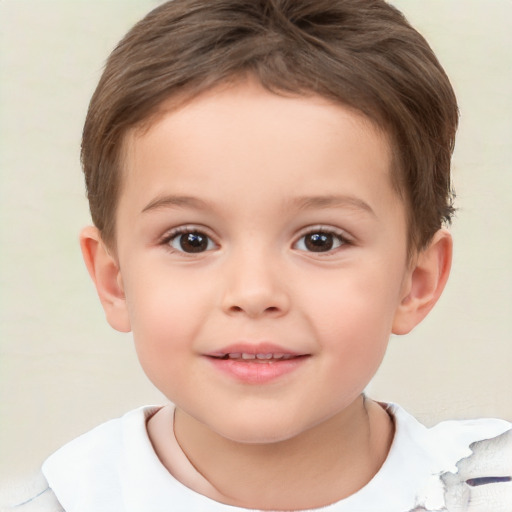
206, 344, 310, 383
212, 353, 299, 362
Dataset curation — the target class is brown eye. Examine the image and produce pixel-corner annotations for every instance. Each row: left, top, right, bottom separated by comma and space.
295, 231, 346, 253
169, 231, 214, 253
305, 233, 334, 252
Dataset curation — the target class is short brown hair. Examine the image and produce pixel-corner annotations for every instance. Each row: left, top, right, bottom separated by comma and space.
82, 0, 458, 251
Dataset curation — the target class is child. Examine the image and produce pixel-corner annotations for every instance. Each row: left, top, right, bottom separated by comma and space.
5, 0, 511, 511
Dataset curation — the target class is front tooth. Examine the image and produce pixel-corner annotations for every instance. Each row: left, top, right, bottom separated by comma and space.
273, 353, 285, 359
228, 353, 241, 359
256, 353, 273, 360
241, 353, 256, 360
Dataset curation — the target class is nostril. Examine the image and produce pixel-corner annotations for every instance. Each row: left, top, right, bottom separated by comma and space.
227, 304, 282, 316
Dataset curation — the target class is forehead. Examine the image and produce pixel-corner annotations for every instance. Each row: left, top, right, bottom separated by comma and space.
118, 81, 400, 221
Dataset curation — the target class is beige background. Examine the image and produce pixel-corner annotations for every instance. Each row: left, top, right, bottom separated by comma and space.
0, 0, 511, 480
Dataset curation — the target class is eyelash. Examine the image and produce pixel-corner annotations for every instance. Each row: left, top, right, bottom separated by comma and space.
160, 226, 218, 255
293, 226, 352, 255
159, 225, 352, 255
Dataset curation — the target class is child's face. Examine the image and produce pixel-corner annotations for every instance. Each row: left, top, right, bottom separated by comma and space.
113, 81, 414, 443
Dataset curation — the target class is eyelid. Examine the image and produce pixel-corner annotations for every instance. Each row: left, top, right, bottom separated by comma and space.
159, 224, 219, 253
292, 225, 354, 252
295, 225, 354, 241
158, 224, 353, 254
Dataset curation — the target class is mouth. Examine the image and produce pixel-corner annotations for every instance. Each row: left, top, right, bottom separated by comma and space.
209, 352, 305, 362
205, 344, 310, 383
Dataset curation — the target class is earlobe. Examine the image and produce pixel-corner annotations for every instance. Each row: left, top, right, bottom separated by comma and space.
392, 229, 452, 335
80, 226, 131, 333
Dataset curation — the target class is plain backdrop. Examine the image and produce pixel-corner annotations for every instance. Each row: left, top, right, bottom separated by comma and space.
1, 0, 511, 480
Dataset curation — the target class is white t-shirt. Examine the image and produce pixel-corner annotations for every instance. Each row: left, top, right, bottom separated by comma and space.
33, 403, 512, 512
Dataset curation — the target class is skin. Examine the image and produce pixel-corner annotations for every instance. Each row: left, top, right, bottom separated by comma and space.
81, 80, 452, 510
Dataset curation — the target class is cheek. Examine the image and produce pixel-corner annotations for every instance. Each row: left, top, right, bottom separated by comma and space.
124, 261, 210, 333
121, 267, 211, 386
305, 265, 402, 334
302, 266, 403, 370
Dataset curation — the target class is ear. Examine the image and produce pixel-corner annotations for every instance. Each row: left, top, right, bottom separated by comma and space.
392, 229, 452, 335
80, 226, 131, 333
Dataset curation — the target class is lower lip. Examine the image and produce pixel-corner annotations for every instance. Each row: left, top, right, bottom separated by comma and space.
207, 356, 308, 384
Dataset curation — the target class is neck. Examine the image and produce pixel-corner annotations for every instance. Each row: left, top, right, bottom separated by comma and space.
150, 396, 394, 510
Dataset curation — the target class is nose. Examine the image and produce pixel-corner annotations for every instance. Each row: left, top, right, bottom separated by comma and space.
220, 249, 290, 318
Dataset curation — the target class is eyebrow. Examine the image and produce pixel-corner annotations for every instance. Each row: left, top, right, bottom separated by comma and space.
292, 195, 376, 216
142, 195, 212, 214
141, 194, 376, 216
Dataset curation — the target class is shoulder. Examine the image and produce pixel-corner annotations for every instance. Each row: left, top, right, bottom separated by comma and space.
424, 412, 511, 472
436, 423, 512, 512
389, 402, 511, 449
43, 405, 160, 474
41, 406, 161, 512
40, 405, 241, 511
389, 403, 512, 472
386, 403, 512, 511
0, 471, 64, 512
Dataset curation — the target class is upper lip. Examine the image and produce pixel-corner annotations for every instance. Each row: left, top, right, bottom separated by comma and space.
206, 342, 307, 359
